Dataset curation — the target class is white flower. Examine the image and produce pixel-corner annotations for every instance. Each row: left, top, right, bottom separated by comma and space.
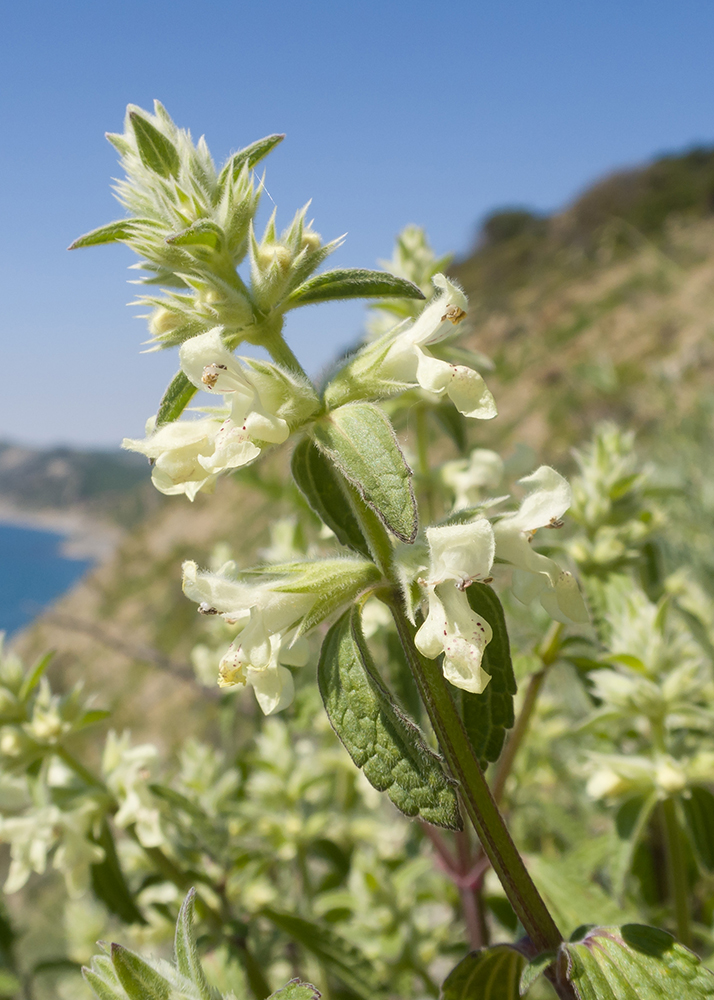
123, 328, 316, 500
414, 520, 495, 694
493, 467, 589, 625
52, 803, 105, 898
102, 732, 163, 848
424, 521, 495, 588
182, 560, 314, 715
416, 586, 493, 694
0, 802, 103, 897
380, 275, 496, 419
0, 805, 62, 893
441, 449, 504, 511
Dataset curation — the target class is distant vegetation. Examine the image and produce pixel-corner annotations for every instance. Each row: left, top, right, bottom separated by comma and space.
0, 443, 152, 523
458, 144, 714, 307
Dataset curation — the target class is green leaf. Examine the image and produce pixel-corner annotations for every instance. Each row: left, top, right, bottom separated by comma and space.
0, 971, 20, 998
220, 133, 285, 183
166, 220, 224, 250
682, 786, 714, 872
75, 709, 111, 730
285, 267, 425, 308
276, 559, 380, 638
19, 651, 53, 702
83, 966, 125, 1000
564, 924, 714, 999
261, 909, 387, 1000
291, 438, 371, 558
269, 980, 321, 1000
520, 951, 556, 994
129, 112, 180, 178
156, 370, 197, 426
68, 219, 144, 249
110, 944, 170, 1000
318, 607, 462, 829
459, 584, 516, 765
174, 890, 212, 1000
90, 821, 146, 926
312, 403, 417, 542
442, 946, 524, 1000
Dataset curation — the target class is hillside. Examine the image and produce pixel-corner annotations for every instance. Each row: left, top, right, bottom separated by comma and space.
11, 142, 714, 745
453, 145, 714, 461
0, 442, 155, 528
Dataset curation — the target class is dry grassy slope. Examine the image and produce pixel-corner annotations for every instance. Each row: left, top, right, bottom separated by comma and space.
453, 175, 714, 464
12, 146, 714, 744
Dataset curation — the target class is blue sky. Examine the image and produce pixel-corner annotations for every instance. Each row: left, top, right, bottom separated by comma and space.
2, 0, 714, 447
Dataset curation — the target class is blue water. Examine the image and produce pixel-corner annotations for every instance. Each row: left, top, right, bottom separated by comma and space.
0, 524, 92, 636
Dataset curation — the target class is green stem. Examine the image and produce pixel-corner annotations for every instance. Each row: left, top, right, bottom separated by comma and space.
661, 797, 692, 948
388, 598, 563, 955
54, 745, 108, 790
415, 405, 435, 523
491, 670, 546, 804
492, 622, 563, 803
264, 331, 310, 379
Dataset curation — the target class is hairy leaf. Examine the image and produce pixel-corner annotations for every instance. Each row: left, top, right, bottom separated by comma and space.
68, 219, 147, 249
442, 946, 524, 1000
291, 437, 370, 557
219, 133, 285, 184
682, 786, 714, 872
166, 220, 224, 250
110, 944, 170, 1000
82, 967, 125, 1000
459, 584, 516, 765
156, 370, 197, 426
90, 821, 146, 926
564, 924, 714, 999
269, 980, 321, 1000
129, 112, 180, 178
276, 559, 380, 638
262, 909, 386, 1000
520, 951, 557, 994
312, 403, 417, 542
174, 890, 212, 1000
285, 268, 425, 308
19, 651, 53, 702
318, 607, 461, 829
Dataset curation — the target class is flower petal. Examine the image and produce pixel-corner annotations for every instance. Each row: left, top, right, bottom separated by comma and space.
248, 663, 295, 715
425, 520, 495, 586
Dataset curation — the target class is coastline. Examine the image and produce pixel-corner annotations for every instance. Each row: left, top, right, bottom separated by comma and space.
0, 501, 123, 562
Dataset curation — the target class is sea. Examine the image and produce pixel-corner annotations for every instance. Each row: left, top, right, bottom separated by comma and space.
0, 523, 92, 637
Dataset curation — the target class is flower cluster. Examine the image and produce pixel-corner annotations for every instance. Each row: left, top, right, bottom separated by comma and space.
182, 556, 379, 714
326, 274, 497, 419
403, 465, 588, 695
123, 328, 318, 499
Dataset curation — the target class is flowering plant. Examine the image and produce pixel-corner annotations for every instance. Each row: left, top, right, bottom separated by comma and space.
4, 103, 711, 1000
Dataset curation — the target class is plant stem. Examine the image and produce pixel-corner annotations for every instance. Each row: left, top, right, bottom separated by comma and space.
264, 331, 310, 379
661, 797, 692, 948
54, 745, 109, 791
415, 405, 435, 524
454, 828, 488, 948
492, 622, 563, 804
388, 598, 563, 955
491, 670, 545, 804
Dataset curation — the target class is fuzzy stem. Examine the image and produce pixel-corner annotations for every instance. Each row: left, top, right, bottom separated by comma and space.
661, 797, 692, 948
264, 330, 310, 379
388, 598, 563, 955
